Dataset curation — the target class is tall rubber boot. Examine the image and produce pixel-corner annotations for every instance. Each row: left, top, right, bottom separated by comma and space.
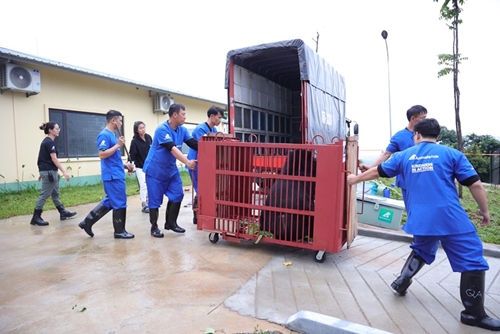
460, 270, 500, 331
56, 205, 77, 220
149, 208, 164, 238
30, 209, 49, 226
164, 201, 183, 229
164, 201, 172, 230
193, 195, 198, 225
164, 201, 185, 233
391, 251, 426, 296
78, 202, 110, 237
113, 208, 134, 239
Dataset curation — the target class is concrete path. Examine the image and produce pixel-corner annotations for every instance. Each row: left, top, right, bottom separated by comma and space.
1, 193, 499, 333
0, 195, 292, 334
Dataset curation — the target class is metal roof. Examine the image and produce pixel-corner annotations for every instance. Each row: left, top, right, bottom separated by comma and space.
0, 47, 225, 106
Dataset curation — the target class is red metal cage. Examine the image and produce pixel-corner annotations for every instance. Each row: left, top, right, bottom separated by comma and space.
196, 135, 358, 262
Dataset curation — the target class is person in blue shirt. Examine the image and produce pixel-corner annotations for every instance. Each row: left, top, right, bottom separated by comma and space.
187, 105, 223, 224
360, 105, 427, 205
79, 110, 135, 239
143, 103, 198, 237
348, 118, 500, 331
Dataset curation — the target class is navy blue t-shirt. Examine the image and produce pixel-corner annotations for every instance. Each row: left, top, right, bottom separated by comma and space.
37, 137, 58, 171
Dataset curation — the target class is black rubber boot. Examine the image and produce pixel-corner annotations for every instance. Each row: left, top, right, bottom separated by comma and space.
164, 201, 171, 230
460, 270, 500, 331
193, 195, 198, 224
30, 209, 49, 226
164, 201, 185, 233
78, 202, 110, 237
113, 208, 134, 239
149, 208, 164, 238
391, 251, 426, 296
56, 205, 77, 220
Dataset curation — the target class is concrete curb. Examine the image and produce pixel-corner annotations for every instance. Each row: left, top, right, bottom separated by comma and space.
286, 310, 394, 334
358, 227, 500, 258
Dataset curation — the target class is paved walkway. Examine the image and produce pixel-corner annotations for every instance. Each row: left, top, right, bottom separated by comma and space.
1, 194, 499, 333
226, 233, 500, 333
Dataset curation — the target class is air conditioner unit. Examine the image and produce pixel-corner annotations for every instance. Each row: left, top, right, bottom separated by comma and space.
154, 94, 174, 114
0, 63, 41, 94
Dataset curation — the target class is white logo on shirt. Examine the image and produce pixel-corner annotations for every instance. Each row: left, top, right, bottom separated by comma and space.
51, 146, 55, 150
100, 140, 106, 146
412, 163, 434, 173
409, 154, 439, 161
165, 134, 171, 140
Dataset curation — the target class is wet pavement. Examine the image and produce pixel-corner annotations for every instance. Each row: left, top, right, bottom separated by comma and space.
1, 193, 499, 333
0, 194, 293, 334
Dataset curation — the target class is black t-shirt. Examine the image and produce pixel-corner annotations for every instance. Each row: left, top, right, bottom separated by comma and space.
37, 137, 58, 171
129, 133, 152, 168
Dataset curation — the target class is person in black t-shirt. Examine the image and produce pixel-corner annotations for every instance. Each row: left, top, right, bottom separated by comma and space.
129, 121, 153, 213
31, 122, 76, 226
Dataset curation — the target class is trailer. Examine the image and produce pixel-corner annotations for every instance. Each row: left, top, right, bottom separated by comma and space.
196, 39, 358, 262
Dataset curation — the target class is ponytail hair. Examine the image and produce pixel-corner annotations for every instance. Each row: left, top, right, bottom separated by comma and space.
39, 121, 57, 135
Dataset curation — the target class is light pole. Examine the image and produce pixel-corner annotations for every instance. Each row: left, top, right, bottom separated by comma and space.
381, 30, 392, 139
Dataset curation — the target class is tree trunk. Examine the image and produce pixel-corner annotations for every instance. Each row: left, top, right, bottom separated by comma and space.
452, 0, 464, 197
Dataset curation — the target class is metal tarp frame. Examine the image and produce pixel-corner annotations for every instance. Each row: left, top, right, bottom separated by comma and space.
225, 39, 346, 102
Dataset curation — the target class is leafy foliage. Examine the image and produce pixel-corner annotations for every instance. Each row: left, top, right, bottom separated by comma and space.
438, 126, 458, 148
439, 128, 500, 182
435, 0, 465, 20
466, 146, 490, 182
377, 177, 500, 245
464, 133, 500, 154
437, 53, 468, 78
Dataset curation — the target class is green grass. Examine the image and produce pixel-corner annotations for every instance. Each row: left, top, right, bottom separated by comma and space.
2, 171, 500, 245
0, 171, 192, 219
376, 177, 500, 245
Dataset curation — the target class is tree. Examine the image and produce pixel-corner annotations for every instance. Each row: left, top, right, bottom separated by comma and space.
434, 0, 467, 196
464, 134, 500, 183
438, 126, 458, 148
465, 145, 490, 182
464, 133, 500, 154
439, 128, 500, 182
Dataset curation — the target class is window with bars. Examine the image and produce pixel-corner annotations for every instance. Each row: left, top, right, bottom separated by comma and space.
49, 108, 124, 158
233, 105, 291, 143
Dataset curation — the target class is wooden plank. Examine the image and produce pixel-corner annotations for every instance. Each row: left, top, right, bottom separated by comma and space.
484, 256, 500, 319
249, 235, 500, 334
345, 136, 359, 248
336, 258, 401, 333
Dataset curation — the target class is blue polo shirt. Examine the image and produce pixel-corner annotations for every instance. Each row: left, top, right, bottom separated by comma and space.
386, 128, 414, 189
381, 142, 478, 236
187, 122, 217, 161
97, 128, 124, 181
143, 120, 192, 180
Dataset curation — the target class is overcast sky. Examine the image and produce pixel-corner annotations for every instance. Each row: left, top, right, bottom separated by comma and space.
1, 0, 499, 149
